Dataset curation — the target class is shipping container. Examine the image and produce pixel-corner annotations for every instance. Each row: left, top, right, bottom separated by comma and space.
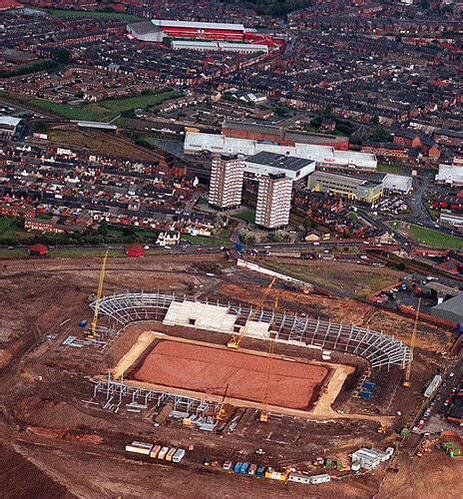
239, 463, 250, 474
125, 441, 153, 456
172, 448, 185, 463
234, 462, 243, 474
360, 391, 374, 400
166, 448, 177, 462
150, 445, 162, 459
265, 467, 274, 479
248, 463, 257, 475
288, 473, 311, 484
256, 465, 266, 478
223, 461, 233, 471
310, 474, 331, 484
157, 446, 170, 460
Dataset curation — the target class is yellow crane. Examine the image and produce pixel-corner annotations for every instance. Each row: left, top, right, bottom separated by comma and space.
227, 278, 276, 349
260, 297, 278, 423
403, 297, 421, 388
90, 250, 109, 340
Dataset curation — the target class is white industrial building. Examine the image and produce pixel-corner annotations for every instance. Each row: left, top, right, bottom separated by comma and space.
382, 173, 413, 194
439, 212, 463, 232
244, 151, 315, 181
172, 40, 268, 54
183, 131, 377, 170
0, 116, 22, 137
435, 164, 463, 186
351, 448, 392, 470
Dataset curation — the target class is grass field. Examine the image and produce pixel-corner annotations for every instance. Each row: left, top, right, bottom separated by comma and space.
3, 90, 177, 122
262, 259, 402, 299
392, 221, 463, 250
182, 229, 233, 248
42, 8, 142, 22
377, 164, 409, 174
48, 130, 158, 161
0, 217, 33, 244
233, 208, 255, 224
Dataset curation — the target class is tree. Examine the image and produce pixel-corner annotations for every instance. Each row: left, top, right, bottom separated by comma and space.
53, 48, 71, 64
98, 220, 108, 238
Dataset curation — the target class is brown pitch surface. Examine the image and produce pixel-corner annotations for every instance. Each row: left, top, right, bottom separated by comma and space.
133, 340, 330, 410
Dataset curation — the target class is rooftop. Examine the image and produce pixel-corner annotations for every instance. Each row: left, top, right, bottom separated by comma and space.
246, 151, 314, 171
431, 293, 463, 324
151, 19, 245, 31
0, 116, 22, 128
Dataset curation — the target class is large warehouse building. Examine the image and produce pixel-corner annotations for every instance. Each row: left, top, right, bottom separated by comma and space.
184, 131, 377, 171
244, 151, 315, 181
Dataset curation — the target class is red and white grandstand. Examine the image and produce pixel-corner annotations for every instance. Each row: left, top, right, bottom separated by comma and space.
127, 19, 285, 50
152, 19, 246, 42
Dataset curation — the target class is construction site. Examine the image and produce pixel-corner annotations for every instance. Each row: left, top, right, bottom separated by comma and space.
0, 251, 462, 497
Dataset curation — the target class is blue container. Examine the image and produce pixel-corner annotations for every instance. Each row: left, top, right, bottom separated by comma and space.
240, 463, 250, 475
234, 462, 243, 474
256, 466, 266, 478
234, 243, 245, 254
364, 382, 377, 391
79, 320, 88, 328
360, 391, 374, 400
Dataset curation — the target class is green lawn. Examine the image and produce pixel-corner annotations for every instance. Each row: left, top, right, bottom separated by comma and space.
233, 208, 255, 224
3, 91, 178, 122
42, 8, 142, 22
0, 217, 34, 244
392, 221, 463, 249
377, 164, 407, 174
182, 229, 233, 248
408, 225, 463, 250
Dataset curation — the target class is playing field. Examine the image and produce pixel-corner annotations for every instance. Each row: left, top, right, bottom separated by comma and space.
133, 340, 330, 410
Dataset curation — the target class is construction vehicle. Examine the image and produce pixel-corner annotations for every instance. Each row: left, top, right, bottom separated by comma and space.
90, 250, 109, 340
442, 442, 462, 458
215, 383, 230, 424
403, 297, 421, 388
227, 277, 276, 349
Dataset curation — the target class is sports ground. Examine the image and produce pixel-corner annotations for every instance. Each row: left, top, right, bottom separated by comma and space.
133, 339, 330, 410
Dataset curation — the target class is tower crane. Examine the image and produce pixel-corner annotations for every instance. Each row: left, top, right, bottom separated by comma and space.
403, 297, 421, 388
90, 250, 109, 340
227, 277, 276, 349
260, 297, 278, 423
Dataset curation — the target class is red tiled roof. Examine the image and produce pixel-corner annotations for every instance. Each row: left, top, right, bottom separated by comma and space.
0, 0, 23, 11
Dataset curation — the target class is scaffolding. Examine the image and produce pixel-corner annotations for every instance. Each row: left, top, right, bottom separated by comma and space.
91, 292, 411, 369
93, 375, 222, 421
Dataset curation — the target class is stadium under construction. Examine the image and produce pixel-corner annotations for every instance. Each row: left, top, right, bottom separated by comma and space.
88, 291, 411, 427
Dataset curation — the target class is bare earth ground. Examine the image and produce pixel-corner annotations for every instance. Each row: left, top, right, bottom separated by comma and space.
0, 254, 460, 497
134, 338, 329, 410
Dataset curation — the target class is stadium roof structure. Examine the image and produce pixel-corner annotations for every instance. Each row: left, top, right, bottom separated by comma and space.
91, 292, 411, 369
151, 19, 245, 31
128, 20, 160, 36
430, 293, 463, 324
